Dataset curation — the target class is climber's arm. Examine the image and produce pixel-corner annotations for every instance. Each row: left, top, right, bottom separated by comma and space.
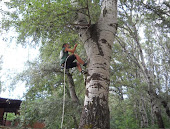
65, 44, 77, 54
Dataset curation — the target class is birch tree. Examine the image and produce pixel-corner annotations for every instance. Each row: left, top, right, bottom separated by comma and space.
2, 0, 117, 128
71, 0, 118, 128
115, 0, 169, 128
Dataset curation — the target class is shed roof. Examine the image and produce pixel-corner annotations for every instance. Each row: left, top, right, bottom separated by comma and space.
0, 97, 22, 112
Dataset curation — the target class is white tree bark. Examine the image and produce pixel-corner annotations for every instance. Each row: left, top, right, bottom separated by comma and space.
140, 95, 148, 128
74, 0, 118, 128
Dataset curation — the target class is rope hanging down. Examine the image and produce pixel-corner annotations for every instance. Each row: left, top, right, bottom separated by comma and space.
60, 25, 91, 128
61, 56, 69, 129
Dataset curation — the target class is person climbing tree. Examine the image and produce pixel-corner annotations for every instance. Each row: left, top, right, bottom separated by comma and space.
60, 43, 87, 74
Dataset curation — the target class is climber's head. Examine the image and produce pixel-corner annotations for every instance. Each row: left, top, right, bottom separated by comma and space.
62, 43, 70, 48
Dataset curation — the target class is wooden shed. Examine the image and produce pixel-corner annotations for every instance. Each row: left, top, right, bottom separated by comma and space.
0, 97, 22, 125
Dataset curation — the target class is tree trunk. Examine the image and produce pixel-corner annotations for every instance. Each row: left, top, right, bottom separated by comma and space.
140, 95, 148, 128
66, 72, 79, 103
149, 90, 165, 128
77, 0, 118, 128
118, 86, 124, 100
161, 100, 170, 118
40, 62, 80, 103
133, 24, 165, 129
150, 101, 155, 125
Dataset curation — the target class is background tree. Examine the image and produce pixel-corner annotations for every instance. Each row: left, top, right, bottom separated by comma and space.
111, 0, 170, 128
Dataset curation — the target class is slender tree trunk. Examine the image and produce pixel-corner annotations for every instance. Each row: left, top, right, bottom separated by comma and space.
150, 100, 155, 125
132, 24, 165, 129
73, 0, 117, 128
40, 63, 80, 103
118, 84, 124, 100
149, 90, 165, 128
140, 95, 148, 128
66, 72, 80, 103
134, 100, 141, 127
161, 100, 170, 118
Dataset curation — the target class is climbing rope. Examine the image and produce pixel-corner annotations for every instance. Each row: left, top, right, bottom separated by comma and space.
60, 26, 91, 127
61, 55, 69, 129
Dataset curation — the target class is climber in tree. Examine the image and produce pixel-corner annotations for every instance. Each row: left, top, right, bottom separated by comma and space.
60, 43, 87, 74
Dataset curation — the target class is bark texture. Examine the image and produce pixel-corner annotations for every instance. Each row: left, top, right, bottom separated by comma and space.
66, 72, 79, 103
117, 15, 166, 128
132, 24, 165, 128
140, 95, 148, 128
148, 90, 165, 128
75, 0, 118, 128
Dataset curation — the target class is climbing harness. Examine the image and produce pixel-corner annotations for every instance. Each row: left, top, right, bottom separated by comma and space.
61, 55, 69, 129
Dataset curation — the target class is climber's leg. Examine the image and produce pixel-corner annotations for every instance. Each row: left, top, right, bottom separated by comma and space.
74, 54, 84, 65
76, 62, 82, 72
